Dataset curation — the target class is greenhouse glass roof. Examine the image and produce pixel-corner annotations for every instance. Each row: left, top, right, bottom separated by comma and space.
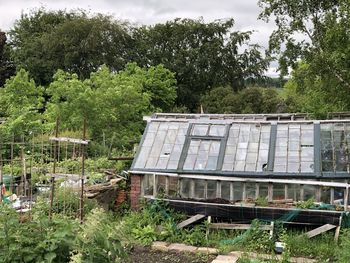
131, 113, 350, 179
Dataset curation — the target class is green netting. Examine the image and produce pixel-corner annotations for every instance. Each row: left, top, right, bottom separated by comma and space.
341, 212, 350, 228
220, 209, 301, 245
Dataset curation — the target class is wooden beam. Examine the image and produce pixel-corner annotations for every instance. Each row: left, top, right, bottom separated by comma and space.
177, 214, 206, 229
49, 137, 89, 145
108, 156, 134, 161
209, 223, 273, 231
305, 224, 337, 238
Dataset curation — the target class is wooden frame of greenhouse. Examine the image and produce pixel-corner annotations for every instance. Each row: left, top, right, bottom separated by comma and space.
129, 113, 350, 227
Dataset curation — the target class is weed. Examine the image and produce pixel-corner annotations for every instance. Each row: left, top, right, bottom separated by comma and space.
255, 197, 268, 207
295, 198, 315, 209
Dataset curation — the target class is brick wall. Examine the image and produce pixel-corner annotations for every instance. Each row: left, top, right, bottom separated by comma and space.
130, 174, 142, 209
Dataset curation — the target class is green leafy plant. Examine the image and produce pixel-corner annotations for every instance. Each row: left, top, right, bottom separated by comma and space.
132, 225, 158, 245
295, 198, 315, 209
72, 208, 126, 263
255, 196, 269, 207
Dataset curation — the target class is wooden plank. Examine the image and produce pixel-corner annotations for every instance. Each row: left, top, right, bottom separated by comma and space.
108, 156, 134, 161
305, 224, 337, 238
271, 199, 293, 204
209, 223, 273, 231
49, 137, 89, 145
177, 214, 206, 229
334, 215, 342, 243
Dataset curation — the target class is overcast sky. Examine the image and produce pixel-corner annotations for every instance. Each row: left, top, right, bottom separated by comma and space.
0, 0, 279, 76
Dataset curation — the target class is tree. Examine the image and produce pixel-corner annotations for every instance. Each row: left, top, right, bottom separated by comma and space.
132, 18, 269, 111
45, 63, 176, 149
0, 69, 44, 137
201, 86, 283, 114
10, 8, 133, 86
282, 62, 345, 118
259, 0, 350, 89
0, 31, 15, 87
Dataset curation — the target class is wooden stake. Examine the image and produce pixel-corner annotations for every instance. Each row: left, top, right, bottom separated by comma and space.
49, 118, 59, 220
80, 118, 86, 224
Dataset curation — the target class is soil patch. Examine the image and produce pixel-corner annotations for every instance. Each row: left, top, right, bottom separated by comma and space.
126, 246, 215, 263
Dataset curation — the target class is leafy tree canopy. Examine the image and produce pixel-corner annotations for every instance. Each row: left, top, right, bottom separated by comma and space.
201, 86, 283, 114
46, 63, 176, 148
259, 0, 350, 89
0, 69, 43, 137
10, 8, 133, 86
0, 31, 15, 87
133, 18, 269, 110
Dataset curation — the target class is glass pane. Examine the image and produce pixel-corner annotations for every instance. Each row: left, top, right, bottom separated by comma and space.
221, 182, 230, 200
209, 125, 226, 136
192, 124, 208, 136
233, 182, 243, 201
183, 155, 196, 170
168, 177, 179, 197
194, 180, 206, 199
181, 178, 191, 198
246, 183, 256, 200
194, 158, 207, 170
207, 181, 217, 199
206, 157, 218, 170
209, 141, 220, 155
273, 184, 285, 200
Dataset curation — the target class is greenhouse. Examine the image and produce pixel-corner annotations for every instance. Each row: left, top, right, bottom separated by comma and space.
130, 113, 350, 225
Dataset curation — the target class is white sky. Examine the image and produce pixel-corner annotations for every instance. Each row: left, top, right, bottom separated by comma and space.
0, 0, 280, 76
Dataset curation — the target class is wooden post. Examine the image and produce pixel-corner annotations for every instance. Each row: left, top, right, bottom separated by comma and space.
206, 216, 212, 241
230, 182, 234, 201
242, 182, 247, 201
255, 183, 260, 199
330, 187, 335, 204
334, 215, 343, 243
165, 176, 169, 196
300, 184, 304, 201
284, 184, 288, 201
189, 179, 195, 198
268, 183, 273, 202
316, 186, 322, 202
50, 118, 59, 220
216, 181, 221, 198
152, 173, 157, 197
344, 187, 349, 211
80, 118, 86, 224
